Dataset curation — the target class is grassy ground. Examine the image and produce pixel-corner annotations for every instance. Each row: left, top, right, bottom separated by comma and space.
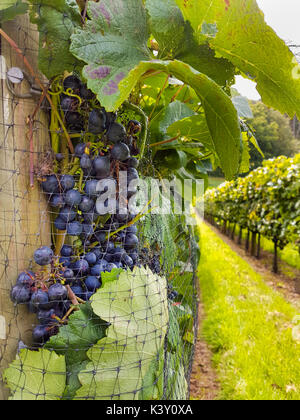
198, 222, 300, 400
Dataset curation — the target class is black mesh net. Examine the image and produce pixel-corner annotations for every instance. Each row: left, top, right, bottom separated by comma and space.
0, 8, 200, 401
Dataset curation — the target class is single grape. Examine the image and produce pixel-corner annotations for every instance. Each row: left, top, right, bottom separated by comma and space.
73, 259, 90, 276
60, 95, 75, 113
74, 143, 87, 158
59, 206, 77, 223
65, 189, 82, 207
63, 75, 81, 92
80, 153, 92, 170
59, 256, 71, 267
84, 252, 97, 266
60, 174, 75, 191
67, 221, 83, 236
71, 284, 85, 299
79, 195, 95, 213
34, 246, 54, 266
90, 260, 108, 276
126, 157, 139, 168
11, 285, 31, 304
32, 325, 50, 346
54, 217, 67, 231
80, 84, 94, 100
85, 276, 101, 292
106, 263, 117, 272
41, 175, 59, 194
107, 122, 127, 143
31, 289, 50, 310
111, 142, 130, 161
88, 109, 106, 134
50, 194, 65, 208
48, 283, 68, 302
63, 268, 75, 282
125, 234, 139, 249
93, 155, 110, 178
122, 254, 134, 267
84, 179, 99, 196
16, 271, 35, 286
37, 308, 56, 325
61, 245, 73, 257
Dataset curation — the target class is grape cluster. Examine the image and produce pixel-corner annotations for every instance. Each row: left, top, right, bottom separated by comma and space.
10, 75, 145, 347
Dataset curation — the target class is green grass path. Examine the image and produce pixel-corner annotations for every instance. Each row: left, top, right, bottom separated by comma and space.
198, 222, 300, 400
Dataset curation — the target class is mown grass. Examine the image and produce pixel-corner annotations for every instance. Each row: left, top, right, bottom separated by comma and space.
198, 222, 300, 400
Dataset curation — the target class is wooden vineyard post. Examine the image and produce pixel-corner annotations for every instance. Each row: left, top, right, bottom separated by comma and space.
0, 16, 51, 399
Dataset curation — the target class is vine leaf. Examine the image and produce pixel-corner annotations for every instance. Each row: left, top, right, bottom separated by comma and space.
174, 0, 300, 119
0, 1, 28, 23
3, 349, 66, 400
70, 0, 151, 111
120, 60, 242, 179
28, 0, 83, 79
74, 266, 168, 400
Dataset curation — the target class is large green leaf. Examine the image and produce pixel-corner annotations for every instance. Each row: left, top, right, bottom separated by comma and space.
145, 0, 186, 58
28, 0, 82, 78
124, 60, 242, 179
3, 349, 66, 400
145, 0, 235, 86
74, 267, 168, 400
174, 0, 300, 119
0, 0, 28, 22
70, 0, 150, 110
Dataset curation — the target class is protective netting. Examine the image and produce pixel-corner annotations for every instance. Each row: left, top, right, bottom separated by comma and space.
0, 11, 200, 400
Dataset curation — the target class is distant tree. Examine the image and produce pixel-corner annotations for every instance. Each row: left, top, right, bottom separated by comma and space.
246, 101, 300, 169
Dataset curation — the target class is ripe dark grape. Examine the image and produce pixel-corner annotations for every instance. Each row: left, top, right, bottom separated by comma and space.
84, 252, 97, 266
79, 195, 94, 213
54, 217, 67, 231
59, 206, 77, 223
90, 260, 108, 276
50, 194, 65, 208
48, 283, 68, 302
73, 259, 90, 276
60, 95, 75, 113
80, 84, 94, 100
34, 246, 54, 266
80, 153, 92, 170
63, 75, 81, 92
125, 234, 139, 249
74, 143, 87, 158
71, 285, 85, 299
11, 285, 31, 304
65, 112, 82, 127
59, 256, 71, 267
107, 122, 127, 143
88, 109, 106, 134
16, 271, 35, 286
37, 308, 56, 325
111, 142, 130, 161
67, 221, 83, 236
93, 156, 110, 178
60, 175, 75, 191
85, 276, 101, 292
84, 179, 99, 196
31, 290, 50, 310
63, 268, 75, 281
41, 175, 59, 194
65, 189, 82, 207
32, 325, 50, 346
127, 157, 139, 168
61, 245, 73, 257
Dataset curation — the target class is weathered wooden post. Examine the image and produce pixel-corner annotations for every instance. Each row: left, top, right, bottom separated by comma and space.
0, 15, 51, 400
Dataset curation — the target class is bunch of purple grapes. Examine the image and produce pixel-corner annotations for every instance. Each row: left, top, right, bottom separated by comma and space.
10, 75, 145, 347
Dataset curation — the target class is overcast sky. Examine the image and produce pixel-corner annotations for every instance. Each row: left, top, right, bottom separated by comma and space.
233, 0, 300, 100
